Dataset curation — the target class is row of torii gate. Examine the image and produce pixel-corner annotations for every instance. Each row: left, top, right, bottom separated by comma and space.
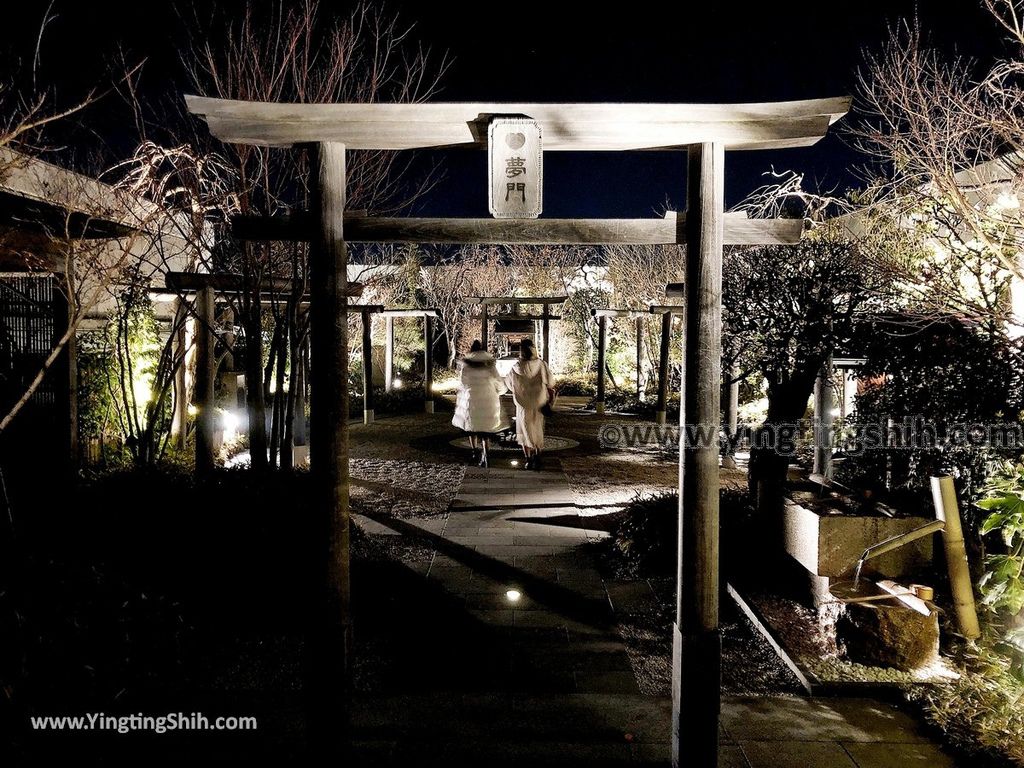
185, 94, 848, 766
170, 280, 698, 470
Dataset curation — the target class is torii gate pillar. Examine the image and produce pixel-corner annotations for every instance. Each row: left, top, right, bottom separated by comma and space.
308, 141, 352, 744
673, 142, 724, 768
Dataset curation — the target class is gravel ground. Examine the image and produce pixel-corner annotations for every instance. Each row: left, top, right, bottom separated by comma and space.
562, 452, 679, 506
351, 457, 464, 518
552, 409, 749, 505
612, 577, 804, 697
346, 412, 469, 518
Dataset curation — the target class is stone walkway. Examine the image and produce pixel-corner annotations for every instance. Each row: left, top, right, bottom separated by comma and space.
351, 458, 964, 767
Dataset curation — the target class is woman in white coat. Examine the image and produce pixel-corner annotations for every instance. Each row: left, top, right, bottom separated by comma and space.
452, 340, 509, 468
505, 338, 555, 471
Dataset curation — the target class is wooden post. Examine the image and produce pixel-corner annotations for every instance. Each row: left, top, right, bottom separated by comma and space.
424, 314, 435, 413
656, 310, 672, 426
308, 141, 352, 741
221, 305, 235, 372
194, 285, 216, 475
384, 315, 395, 392
172, 298, 188, 451
813, 359, 834, 479
930, 476, 981, 639
722, 365, 739, 469
542, 303, 551, 364
220, 304, 239, 430
481, 304, 489, 351
294, 337, 308, 446
636, 315, 643, 398
362, 310, 374, 425
596, 315, 607, 414
673, 142, 724, 768
727, 366, 739, 437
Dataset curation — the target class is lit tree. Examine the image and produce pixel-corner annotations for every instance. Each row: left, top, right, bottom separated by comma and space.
724, 227, 891, 514
855, 2, 1024, 281
183, 0, 447, 471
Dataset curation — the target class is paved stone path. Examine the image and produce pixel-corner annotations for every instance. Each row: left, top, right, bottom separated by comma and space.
351, 458, 964, 767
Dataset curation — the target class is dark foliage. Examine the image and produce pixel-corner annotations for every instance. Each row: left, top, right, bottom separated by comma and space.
838, 316, 1024, 524
600, 488, 756, 578
554, 374, 597, 398
349, 380, 454, 417
0, 469, 321, 720
724, 231, 889, 513
586, 391, 680, 422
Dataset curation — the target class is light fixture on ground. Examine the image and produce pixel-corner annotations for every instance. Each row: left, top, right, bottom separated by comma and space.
510, 459, 519, 467
505, 589, 522, 603
392, 377, 403, 389
221, 409, 240, 441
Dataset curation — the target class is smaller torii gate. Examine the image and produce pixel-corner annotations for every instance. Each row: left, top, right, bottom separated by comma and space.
650, 302, 686, 426
466, 295, 566, 361
591, 307, 644, 413
380, 308, 440, 413
594, 305, 685, 415
350, 305, 384, 425
161, 270, 365, 469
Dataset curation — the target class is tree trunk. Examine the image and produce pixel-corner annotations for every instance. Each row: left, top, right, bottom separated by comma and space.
748, 362, 823, 519
244, 308, 269, 473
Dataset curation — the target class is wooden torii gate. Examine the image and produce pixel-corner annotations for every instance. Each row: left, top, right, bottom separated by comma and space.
466, 295, 566, 361
380, 308, 441, 413
650, 303, 686, 426
591, 307, 643, 412
185, 94, 848, 767
160, 271, 365, 470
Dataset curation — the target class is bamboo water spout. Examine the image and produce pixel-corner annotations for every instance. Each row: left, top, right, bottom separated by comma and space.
851, 519, 946, 588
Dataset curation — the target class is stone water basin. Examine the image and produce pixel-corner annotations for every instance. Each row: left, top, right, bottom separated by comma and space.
831, 580, 940, 672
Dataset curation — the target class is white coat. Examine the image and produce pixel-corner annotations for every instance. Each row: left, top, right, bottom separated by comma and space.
452, 351, 510, 434
505, 357, 554, 450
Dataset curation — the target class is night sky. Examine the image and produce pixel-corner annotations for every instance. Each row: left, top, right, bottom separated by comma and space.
3, 1, 1007, 216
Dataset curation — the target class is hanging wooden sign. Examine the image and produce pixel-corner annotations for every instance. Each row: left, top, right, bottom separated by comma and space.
488, 118, 542, 219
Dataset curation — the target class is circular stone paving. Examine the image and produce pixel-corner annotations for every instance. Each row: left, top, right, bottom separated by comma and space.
449, 435, 579, 453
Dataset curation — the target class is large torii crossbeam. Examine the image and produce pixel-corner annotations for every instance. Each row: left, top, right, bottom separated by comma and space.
185, 94, 848, 767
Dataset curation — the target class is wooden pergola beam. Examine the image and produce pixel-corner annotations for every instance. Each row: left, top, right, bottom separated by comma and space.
185, 95, 850, 151
467, 295, 568, 306
232, 212, 804, 246
592, 308, 640, 318
486, 313, 562, 322
163, 271, 364, 297
380, 308, 439, 318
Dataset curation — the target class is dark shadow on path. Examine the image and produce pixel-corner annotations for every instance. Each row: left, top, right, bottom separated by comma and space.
358, 510, 612, 630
